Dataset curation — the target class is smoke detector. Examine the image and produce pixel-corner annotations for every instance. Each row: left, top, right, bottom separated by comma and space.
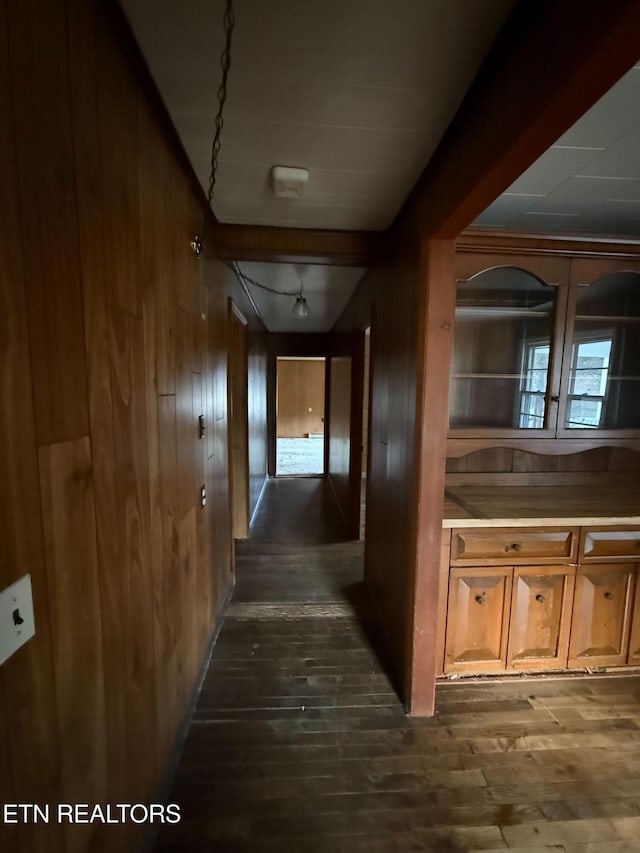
271, 165, 309, 198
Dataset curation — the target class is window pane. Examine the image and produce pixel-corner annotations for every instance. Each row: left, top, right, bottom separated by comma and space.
451, 268, 555, 430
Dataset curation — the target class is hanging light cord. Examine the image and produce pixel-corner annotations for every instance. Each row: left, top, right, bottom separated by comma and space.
225, 261, 302, 297
206, 0, 235, 213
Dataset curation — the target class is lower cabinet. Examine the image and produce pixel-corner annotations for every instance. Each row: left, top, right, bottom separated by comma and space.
445, 565, 574, 674
445, 567, 512, 673
568, 564, 637, 667
442, 526, 640, 676
508, 566, 575, 670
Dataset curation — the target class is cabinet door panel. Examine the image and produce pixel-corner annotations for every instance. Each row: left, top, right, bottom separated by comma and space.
445, 567, 511, 674
507, 566, 575, 670
568, 564, 635, 667
626, 566, 640, 665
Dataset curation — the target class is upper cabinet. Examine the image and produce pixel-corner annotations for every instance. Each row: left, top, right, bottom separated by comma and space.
449, 252, 640, 438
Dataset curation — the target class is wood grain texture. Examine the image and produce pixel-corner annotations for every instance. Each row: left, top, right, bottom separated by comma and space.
0, 4, 65, 850
38, 437, 108, 853
8, 0, 89, 446
327, 355, 352, 514
2, 2, 265, 851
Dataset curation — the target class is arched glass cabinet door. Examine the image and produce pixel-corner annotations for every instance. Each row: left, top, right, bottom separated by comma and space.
558, 270, 640, 434
449, 266, 564, 435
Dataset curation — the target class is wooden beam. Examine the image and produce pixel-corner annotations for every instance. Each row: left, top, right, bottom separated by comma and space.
212, 223, 383, 267
396, 0, 640, 239
458, 229, 640, 259
410, 238, 457, 715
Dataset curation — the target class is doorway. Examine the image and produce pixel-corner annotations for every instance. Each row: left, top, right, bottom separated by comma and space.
276, 357, 326, 476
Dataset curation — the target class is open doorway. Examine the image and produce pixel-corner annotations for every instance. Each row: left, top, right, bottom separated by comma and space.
276, 357, 326, 476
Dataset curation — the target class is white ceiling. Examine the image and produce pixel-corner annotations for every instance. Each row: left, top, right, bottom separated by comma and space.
474, 64, 640, 237
121, 1, 640, 332
121, 0, 514, 232
234, 262, 365, 333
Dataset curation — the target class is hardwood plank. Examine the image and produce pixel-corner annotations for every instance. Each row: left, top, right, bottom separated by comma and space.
8, 0, 89, 445
38, 437, 108, 853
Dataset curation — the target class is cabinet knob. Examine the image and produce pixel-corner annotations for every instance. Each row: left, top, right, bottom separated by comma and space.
535, 594, 545, 603
604, 591, 614, 600
511, 542, 522, 552
475, 595, 486, 605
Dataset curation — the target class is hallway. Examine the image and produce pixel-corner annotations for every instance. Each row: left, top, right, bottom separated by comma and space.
153, 479, 640, 853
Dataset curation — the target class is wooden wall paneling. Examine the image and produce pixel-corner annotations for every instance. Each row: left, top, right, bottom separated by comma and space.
38, 438, 108, 853
0, 677, 18, 850
411, 238, 457, 714
175, 307, 196, 521
192, 369, 211, 648
156, 394, 182, 757
608, 447, 640, 472
67, 1, 134, 830
328, 355, 352, 521
179, 506, 199, 704
172, 183, 202, 318
247, 331, 268, 516
0, 5, 65, 850
108, 306, 158, 804
348, 332, 366, 539
228, 310, 250, 538
97, 4, 141, 317
8, 0, 89, 447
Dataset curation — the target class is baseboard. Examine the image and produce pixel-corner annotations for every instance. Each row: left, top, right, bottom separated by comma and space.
142, 576, 235, 852
326, 473, 348, 526
249, 475, 268, 528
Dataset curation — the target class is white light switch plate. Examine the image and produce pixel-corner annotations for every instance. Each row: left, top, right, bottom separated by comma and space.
0, 574, 36, 665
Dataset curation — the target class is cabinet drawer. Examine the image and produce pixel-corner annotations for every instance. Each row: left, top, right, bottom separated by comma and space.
580, 527, 640, 562
451, 527, 578, 566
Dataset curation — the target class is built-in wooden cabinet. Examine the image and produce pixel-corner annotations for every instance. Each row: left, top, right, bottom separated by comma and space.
568, 564, 636, 667
507, 566, 575, 671
441, 523, 640, 676
449, 255, 640, 438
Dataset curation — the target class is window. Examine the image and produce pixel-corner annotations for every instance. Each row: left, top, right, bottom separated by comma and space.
566, 338, 613, 428
519, 343, 549, 428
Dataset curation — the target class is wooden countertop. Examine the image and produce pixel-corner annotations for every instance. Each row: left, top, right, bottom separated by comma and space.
443, 485, 640, 528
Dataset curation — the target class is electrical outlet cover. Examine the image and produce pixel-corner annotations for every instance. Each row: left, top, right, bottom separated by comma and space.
0, 574, 36, 665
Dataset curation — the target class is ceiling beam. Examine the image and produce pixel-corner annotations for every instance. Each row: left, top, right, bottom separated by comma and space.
394, 0, 640, 239
211, 223, 384, 267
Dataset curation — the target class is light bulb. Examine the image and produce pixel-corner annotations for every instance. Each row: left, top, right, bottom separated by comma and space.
292, 294, 309, 319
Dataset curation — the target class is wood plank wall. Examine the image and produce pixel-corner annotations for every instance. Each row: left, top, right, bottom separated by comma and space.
0, 2, 266, 851
336, 251, 432, 704
326, 332, 366, 539
277, 360, 326, 438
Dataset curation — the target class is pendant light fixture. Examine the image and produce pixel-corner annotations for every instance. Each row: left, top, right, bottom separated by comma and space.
292, 293, 310, 319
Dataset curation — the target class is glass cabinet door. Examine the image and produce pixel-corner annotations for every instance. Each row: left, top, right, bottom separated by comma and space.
449, 267, 560, 432
561, 272, 640, 432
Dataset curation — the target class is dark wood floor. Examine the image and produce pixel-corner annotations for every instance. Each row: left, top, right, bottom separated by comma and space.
154, 478, 640, 853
